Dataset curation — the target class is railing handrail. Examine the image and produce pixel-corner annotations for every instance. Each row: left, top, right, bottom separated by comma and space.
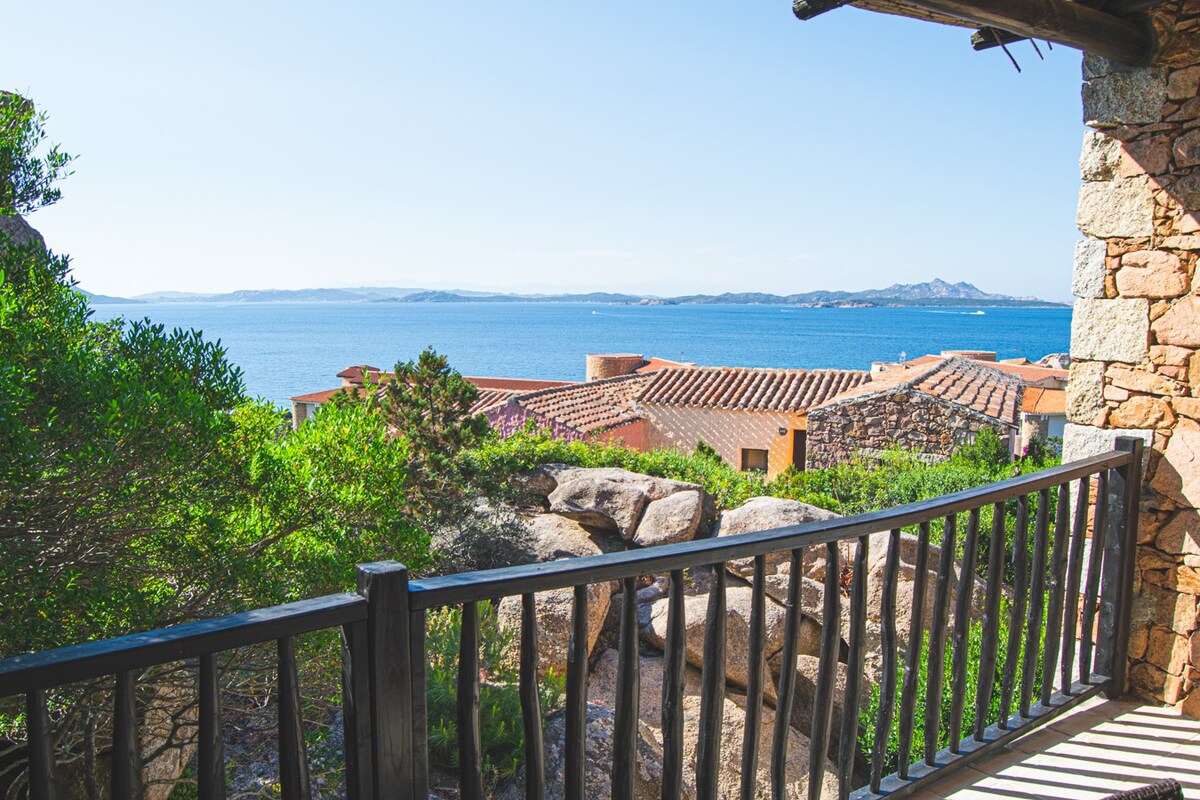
408, 449, 1134, 610
0, 449, 1133, 695
0, 591, 366, 695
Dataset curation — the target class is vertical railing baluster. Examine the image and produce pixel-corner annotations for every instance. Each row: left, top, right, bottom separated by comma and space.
662, 569, 686, 800
278, 636, 313, 800
614, 577, 641, 800
869, 531, 901, 792
998, 494, 1030, 728
1106, 438, 1144, 694
974, 502, 1006, 740
112, 670, 142, 799
565, 585, 589, 800
357, 561, 414, 800
26, 689, 58, 800
410, 607, 429, 800
773, 549, 805, 800
341, 619, 373, 800
1061, 476, 1090, 693
896, 522, 930, 778
924, 515, 956, 765
458, 602, 483, 800
1020, 489, 1051, 717
741, 556, 767, 800
948, 508, 979, 752
808, 543, 841, 800
1081, 470, 1109, 683
838, 535, 869, 799
1042, 483, 1071, 705
198, 653, 225, 800
696, 567, 727, 800
520, 593, 545, 800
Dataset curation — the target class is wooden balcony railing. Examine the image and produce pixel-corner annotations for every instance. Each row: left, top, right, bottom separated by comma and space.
0, 438, 1144, 800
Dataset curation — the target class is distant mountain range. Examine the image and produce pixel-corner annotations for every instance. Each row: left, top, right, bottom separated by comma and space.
82, 279, 1066, 308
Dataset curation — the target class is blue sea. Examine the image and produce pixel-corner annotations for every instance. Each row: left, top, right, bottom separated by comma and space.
89, 302, 1073, 408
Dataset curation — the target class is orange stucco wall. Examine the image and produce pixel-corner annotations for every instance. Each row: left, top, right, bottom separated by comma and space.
641, 405, 802, 477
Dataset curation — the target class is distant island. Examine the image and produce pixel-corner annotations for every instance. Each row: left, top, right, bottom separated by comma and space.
84, 279, 1068, 308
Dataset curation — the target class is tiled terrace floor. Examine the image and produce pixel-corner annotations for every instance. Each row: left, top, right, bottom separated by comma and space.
915, 697, 1200, 800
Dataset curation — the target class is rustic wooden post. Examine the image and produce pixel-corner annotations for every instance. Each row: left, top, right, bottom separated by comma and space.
357, 561, 415, 800
1101, 437, 1143, 695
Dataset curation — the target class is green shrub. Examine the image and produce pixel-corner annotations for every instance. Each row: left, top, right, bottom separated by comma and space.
424, 602, 564, 787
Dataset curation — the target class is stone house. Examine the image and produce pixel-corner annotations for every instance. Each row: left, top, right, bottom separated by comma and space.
803, 357, 1025, 468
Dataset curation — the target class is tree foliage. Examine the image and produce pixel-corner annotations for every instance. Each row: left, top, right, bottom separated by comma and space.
0, 93, 73, 216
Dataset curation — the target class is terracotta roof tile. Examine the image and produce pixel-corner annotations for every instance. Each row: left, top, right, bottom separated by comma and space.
1021, 387, 1066, 415
290, 387, 350, 403
812, 357, 1023, 425
512, 374, 653, 433
470, 388, 520, 414
906, 354, 1067, 386
636, 366, 870, 412
465, 376, 576, 391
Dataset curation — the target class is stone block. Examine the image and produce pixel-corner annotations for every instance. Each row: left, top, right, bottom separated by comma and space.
1067, 361, 1107, 423
1073, 240, 1108, 299
1083, 67, 1167, 127
1116, 250, 1189, 298
1070, 298, 1150, 363
1151, 344, 1193, 366
1112, 395, 1177, 429
1077, 178, 1156, 238
1177, 129, 1200, 169
1146, 625, 1192, 676
1080, 130, 1122, 180
1177, 397, 1200, 422
1120, 136, 1172, 178
1174, 173, 1200, 211
1168, 65, 1200, 101
1152, 420, 1200, 509
1162, 236, 1200, 250
1153, 296, 1200, 348
1108, 364, 1188, 396
1061, 423, 1153, 470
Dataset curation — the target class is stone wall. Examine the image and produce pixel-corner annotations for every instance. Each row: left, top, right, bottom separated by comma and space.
805, 390, 1009, 468
1065, 0, 1200, 716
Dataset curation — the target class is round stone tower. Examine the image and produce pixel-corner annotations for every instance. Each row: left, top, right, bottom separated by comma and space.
585, 353, 645, 381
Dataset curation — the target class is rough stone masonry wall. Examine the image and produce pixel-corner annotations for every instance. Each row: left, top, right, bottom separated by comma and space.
1065, 0, 1200, 716
805, 390, 1006, 468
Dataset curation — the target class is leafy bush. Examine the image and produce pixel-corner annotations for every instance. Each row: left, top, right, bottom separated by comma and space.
424, 602, 563, 787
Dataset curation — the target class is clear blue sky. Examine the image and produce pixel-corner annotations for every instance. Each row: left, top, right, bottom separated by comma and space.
6, 2, 1085, 300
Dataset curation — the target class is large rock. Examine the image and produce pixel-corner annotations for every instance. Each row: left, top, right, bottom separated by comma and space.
588, 651, 839, 800
0, 214, 45, 249
1152, 295, 1200, 348
642, 584, 788, 696
714, 497, 840, 579
497, 581, 610, 677
523, 513, 623, 562
635, 489, 705, 547
495, 703, 668, 800
543, 466, 710, 543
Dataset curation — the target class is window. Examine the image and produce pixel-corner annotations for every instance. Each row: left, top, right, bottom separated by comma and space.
741, 448, 769, 472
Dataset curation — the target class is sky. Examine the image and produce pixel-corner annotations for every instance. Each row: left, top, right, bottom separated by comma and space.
5, 2, 1086, 300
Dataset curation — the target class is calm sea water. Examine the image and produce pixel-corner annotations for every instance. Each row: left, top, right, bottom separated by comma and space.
89, 302, 1073, 408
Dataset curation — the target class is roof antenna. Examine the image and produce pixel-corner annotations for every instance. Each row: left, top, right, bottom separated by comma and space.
992, 29, 1022, 72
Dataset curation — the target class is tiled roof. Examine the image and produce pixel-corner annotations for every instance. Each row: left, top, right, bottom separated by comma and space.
466, 376, 576, 391
812, 357, 1023, 425
906, 354, 1067, 387
512, 374, 653, 433
635, 357, 695, 374
470, 388, 520, 414
1021, 387, 1066, 415
290, 388, 349, 404
637, 366, 871, 412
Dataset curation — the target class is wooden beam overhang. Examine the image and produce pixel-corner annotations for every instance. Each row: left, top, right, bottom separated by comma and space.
794, 0, 1156, 65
